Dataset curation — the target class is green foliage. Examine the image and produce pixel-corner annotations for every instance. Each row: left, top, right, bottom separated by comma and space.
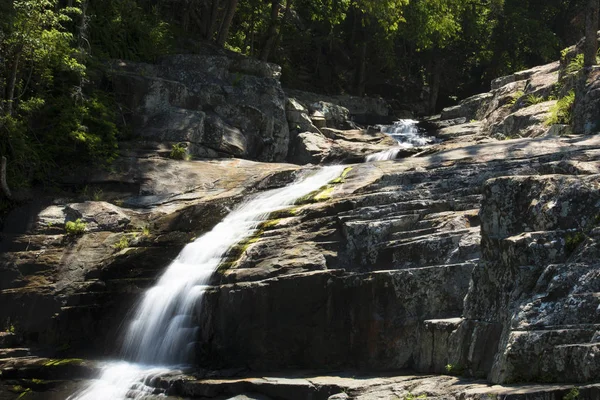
401, 0, 467, 50
140, 225, 151, 236
113, 235, 129, 251
88, 0, 172, 61
445, 363, 465, 375
43, 358, 84, 366
4, 318, 17, 334
65, 219, 86, 236
0, 0, 119, 191
566, 54, 584, 75
565, 231, 585, 254
92, 188, 104, 201
404, 393, 427, 400
169, 143, 188, 160
524, 94, 545, 106
508, 91, 524, 106
564, 388, 580, 400
546, 91, 575, 126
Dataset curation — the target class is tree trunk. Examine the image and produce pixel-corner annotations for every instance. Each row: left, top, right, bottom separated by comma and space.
259, 0, 282, 61
216, 0, 239, 47
354, 41, 367, 97
5, 53, 20, 116
584, 0, 599, 67
1, 156, 12, 200
269, 0, 292, 60
352, 8, 367, 96
428, 55, 443, 114
210, 0, 223, 41
199, 0, 219, 40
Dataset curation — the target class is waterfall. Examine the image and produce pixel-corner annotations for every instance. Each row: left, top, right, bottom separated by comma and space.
366, 119, 428, 162
68, 165, 345, 400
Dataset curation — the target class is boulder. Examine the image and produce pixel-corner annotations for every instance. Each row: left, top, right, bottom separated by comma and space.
440, 92, 493, 121
65, 202, 131, 232
286, 98, 320, 134
491, 62, 560, 91
110, 53, 290, 162
288, 128, 399, 165
489, 101, 554, 139
289, 131, 331, 164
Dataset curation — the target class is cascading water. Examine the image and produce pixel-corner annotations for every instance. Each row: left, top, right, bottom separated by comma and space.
365, 119, 430, 162
69, 165, 345, 400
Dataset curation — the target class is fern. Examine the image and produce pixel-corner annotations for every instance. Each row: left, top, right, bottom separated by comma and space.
508, 90, 524, 106
545, 91, 575, 126
524, 94, 545, 106
566, 54, 584, 75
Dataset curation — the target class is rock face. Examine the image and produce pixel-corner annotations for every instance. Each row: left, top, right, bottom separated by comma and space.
110, 53, 290, 162
435, 61, 567, 141
0, 155, 298, 357
2, 134, 600, 399
3, 50, 600, 400
193, 136, 600, 378
451, 174, 600, 383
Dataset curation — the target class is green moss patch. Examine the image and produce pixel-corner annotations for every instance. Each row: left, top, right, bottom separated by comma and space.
43, 358, 84, 367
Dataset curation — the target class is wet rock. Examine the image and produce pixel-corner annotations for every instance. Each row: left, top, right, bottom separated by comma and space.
289, 129, 398, 165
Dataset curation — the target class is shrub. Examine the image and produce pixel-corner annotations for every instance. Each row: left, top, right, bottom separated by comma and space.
141, 225, 151, 236
65, 219, 86, 236
566, 54, 584, 75
524, 94, 545, 106
113, 235, 129, 251
88, 0, 172, 61
545, 91, 575, 126
170, 143, 188, 160
508, 90, 524, 106
564, 388, 580, 400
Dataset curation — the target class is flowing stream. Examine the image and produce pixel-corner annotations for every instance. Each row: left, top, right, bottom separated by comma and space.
68, 165, 345, 400
366, 119, 429, 162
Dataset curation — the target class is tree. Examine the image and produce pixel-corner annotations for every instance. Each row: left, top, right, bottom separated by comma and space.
584, 0, 599, 67
350, 0, 409, 96
399, 0, 472, 112
0, 0, 118, 194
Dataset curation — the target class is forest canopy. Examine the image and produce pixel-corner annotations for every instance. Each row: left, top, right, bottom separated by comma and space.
0, 0, 591, 192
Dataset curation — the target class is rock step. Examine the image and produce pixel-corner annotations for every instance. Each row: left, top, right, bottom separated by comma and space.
388, 227, 477, 245
0, 234, 65, 252
151, 371, 596, 400
497, 330, 600, 383
374, 229, 479, 270
0, 348, 30, 358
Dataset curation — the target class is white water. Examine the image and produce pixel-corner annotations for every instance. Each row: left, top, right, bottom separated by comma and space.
69, 165, 345, 400
366, 119, 429, 162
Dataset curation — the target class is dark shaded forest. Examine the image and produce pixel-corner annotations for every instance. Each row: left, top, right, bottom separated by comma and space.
0, 0, 591, 193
